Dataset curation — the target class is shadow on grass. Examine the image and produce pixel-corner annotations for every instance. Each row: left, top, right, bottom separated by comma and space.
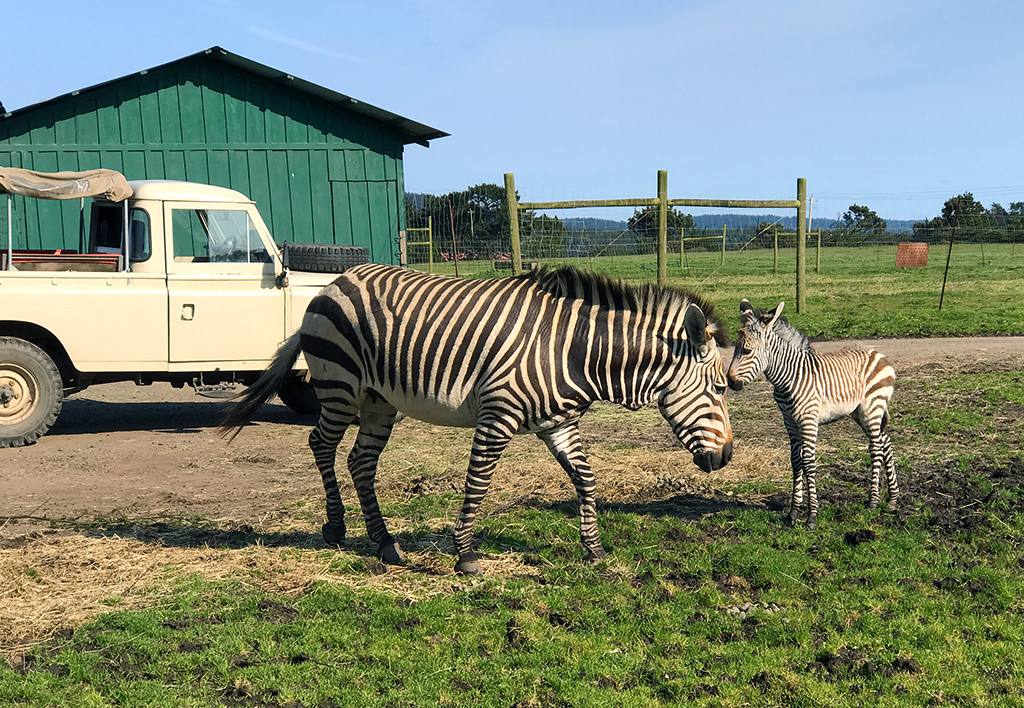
1, 488, 790, 565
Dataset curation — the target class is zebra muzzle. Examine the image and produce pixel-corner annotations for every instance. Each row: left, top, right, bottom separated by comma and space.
693, 440, 732, 472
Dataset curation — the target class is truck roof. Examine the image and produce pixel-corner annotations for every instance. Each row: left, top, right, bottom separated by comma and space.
126, 180, 252, 204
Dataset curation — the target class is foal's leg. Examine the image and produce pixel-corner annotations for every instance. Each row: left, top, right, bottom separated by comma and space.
785, 433, 805, 526
309, 401, 359, 545
802, 434, 820, 530
348, 393, 403, 563
853, 405, 888, 510
880, 431, 899, 510
785, 414, 819, 529
538, 423, 606, 561
782, 411, 809, 526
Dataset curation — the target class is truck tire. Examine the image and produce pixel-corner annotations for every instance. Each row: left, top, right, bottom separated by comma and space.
283, 243, 370, 274
277, 373, 321, 415
0, 337, 64, 448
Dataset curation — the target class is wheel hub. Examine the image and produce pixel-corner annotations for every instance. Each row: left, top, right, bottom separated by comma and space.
0, 366, 37, 426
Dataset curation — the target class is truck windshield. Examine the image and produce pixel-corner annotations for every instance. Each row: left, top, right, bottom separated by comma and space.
172, 209, 270, 264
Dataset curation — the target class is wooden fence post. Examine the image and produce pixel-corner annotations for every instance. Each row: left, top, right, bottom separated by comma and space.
657, 170, 668, 284
796, 177, 807, 313
504, 173, 523, 275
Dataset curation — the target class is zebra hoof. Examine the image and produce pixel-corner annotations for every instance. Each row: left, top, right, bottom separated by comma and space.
868, 500, 879, 510
887, 499, 899, 512
455, 552, 482, 576
806, 518, 818, 531
379, 541, 406, 565
584, 547, 608, 562
321, 521, 346, 546
783, 514, 798, 527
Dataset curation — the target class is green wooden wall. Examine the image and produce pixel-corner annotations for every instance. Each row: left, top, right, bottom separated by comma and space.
0, 57, 405, 265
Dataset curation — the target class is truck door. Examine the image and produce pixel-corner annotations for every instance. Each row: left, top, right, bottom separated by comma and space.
165, 204, 285, 365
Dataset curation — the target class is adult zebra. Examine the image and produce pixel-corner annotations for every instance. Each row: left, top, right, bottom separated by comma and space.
223, 263, 733, 574
727, 299, 898, 529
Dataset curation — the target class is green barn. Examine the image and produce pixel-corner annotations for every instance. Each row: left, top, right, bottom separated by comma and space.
0, 46, 447, 265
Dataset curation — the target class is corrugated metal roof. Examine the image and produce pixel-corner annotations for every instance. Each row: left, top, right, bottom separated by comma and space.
0, 46, 449, 147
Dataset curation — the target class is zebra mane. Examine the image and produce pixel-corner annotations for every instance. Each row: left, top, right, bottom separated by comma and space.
524, 266, 730, 347
749, 304, 812, 354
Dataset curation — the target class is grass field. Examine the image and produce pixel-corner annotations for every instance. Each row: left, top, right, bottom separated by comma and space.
2, 245, 1023, 707
412, 243, 1024, 339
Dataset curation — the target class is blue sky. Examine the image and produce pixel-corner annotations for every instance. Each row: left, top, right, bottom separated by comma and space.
3, 0, 1022, 223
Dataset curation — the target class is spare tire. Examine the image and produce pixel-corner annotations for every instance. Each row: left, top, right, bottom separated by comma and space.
282, 243, 370, 274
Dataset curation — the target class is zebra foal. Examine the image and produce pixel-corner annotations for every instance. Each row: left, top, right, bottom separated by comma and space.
223, 263, 733, 574
727, 299, 898, 529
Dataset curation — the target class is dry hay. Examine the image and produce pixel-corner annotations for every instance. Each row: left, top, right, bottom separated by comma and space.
0, 523, 532, 660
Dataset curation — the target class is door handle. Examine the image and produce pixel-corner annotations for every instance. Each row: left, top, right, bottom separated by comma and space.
181, 304, 195, 321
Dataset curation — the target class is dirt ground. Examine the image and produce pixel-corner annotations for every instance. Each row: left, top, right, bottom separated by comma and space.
2, 336, 1024, 532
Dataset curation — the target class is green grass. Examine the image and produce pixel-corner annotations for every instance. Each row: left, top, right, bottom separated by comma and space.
412, 243, 1024, 339
4, 370, 1024, 706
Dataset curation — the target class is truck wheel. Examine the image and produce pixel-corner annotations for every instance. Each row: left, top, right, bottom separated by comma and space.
277, 373, 321, 415
0, 337, 64, 448
283, 243, 370, 274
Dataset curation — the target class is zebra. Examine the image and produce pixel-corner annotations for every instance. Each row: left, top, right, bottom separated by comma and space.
726, 299, 898, 529
222, 263, 733, 574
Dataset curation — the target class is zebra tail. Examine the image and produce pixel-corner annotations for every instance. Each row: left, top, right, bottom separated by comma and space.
219, 333, 304, 440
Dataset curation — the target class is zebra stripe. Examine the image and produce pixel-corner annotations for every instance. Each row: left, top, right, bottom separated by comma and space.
726, 299, 898, 529
223, 264, 733, 574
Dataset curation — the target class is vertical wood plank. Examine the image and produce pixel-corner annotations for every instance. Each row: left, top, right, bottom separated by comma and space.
267, 150, 292, 241
309, 149, 332, 242
288, 150, 313, 241
179, 70, 206, 145
157, 73, 183, 144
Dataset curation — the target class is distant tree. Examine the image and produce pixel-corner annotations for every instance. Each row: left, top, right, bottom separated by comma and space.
627, 205, 694, 235
941, 192, 986, 226
754, 221, 782, 249
841, 204, 887, 234
912, 192, 994, 244
1009, 202, 1024, 216
405, 183, 515, 260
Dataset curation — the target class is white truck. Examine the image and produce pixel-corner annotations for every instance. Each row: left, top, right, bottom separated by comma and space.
1, 167, 368, 447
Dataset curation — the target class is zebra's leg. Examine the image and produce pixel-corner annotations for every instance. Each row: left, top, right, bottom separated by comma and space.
785, 429, 806, 527
881, 431, 899, 510
853, 407, 884, 510
309, 403, 359, 546
452, 420, 515, 575
803, 438, 820, 530
348, 394, 403, 564
538, 423, 606, 562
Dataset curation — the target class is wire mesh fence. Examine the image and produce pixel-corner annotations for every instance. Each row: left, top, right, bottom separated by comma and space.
405, 191, 1024, 283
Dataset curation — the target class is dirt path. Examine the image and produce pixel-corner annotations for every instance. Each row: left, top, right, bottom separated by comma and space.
2, 336, 1023, 532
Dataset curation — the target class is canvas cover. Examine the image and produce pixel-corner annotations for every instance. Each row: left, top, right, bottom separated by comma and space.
0, 167, 132, 202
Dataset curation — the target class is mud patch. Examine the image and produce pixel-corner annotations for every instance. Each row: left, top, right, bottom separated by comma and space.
828, 457, 1024, 537
807, 645, 921, 681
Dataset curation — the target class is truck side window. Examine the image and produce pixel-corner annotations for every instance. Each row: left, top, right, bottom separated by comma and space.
129, 209, 151, 262
90, 205, 151, 263
172, 208, 269, 264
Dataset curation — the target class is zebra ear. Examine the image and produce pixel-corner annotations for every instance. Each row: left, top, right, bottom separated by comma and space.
739, 298, 755, 326
684, 302, 708, 349
766, 301, 785, 329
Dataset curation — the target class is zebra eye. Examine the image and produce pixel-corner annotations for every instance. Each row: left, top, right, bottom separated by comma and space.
714, 384, 727, 395
741, 347, 753, 355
